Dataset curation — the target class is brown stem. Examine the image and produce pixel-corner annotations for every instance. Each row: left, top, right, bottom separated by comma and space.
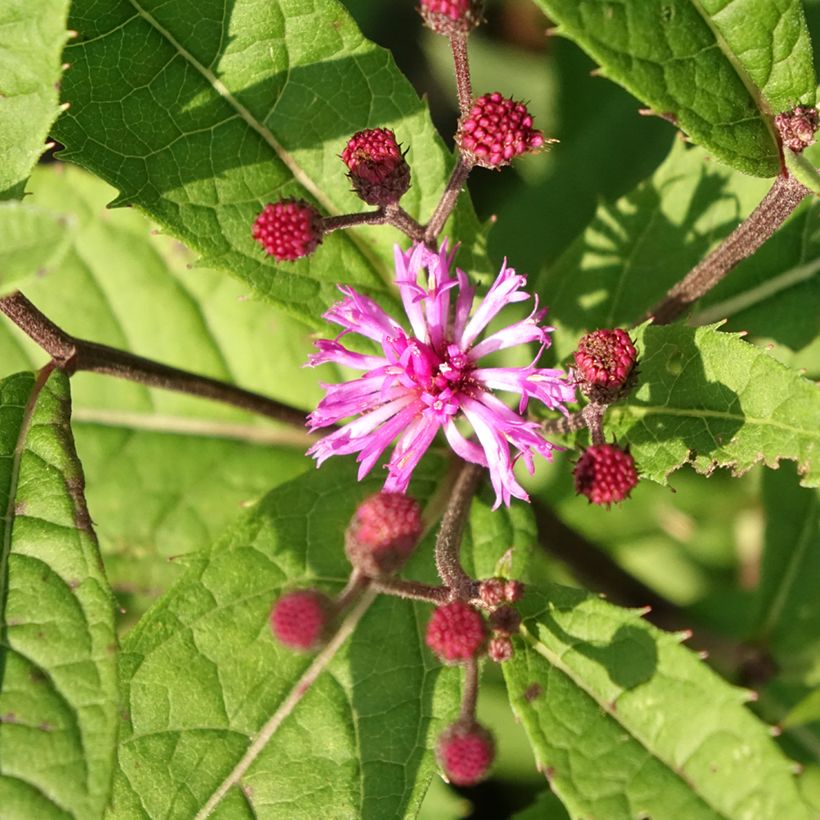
384, 203, 426, 243
370, 577, 450, 604
434, 460, 482, 600
459, 657, 479, 722
0, 292, 309, 429
333, 570, 371, 614
450, 33, 472, 116
646, 174, 810, 325
424, 156, 474, 245
542, 403, 605, 442
321, 208, 386, 234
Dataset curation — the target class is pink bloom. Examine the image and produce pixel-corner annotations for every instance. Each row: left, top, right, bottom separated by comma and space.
307, 243, 575, 507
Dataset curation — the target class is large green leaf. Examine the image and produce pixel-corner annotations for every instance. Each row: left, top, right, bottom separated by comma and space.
531, 0, 816, 176
52, 0, 489, 327
504, 584, 811, 819
107, 457, 461, 819
0, 371, 118, 817
0, 0, 71, 198
606, 323, 820, 488
0, 201, 74, 295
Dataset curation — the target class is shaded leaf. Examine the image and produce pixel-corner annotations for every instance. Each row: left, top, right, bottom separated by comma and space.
0, 0, 71, 198
53, 0, 489, 326
504, 584, 811, 819
530, 0, 816, 176
0, 201, 74, 295
0, 371, 118, 817
606, 323, 820, 487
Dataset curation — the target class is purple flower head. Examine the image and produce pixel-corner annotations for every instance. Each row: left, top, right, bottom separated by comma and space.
307, 242, 575, 508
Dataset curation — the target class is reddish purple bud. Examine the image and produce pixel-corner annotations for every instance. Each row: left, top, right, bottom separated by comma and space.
478, 577, 506, 608
426, 601, 487, 663
252, 199, 323, 261
341, 128, 411, 206
775, 106, 819, 153
345, 492, 423, 576
504, 579, 525, 603
488, 605, 521, 635
456, 92, 547, 168
574, 444, 639, 506
419, 0, 483, 34
270, 589, 330, 650
437, 721, 495, 786
488, 635, 514, 663
574, 329, 637, 392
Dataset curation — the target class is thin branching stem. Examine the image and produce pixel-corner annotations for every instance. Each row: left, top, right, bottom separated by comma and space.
459, 657, 480, 722
370, 577, 450, 604
0, 292, 308, 429
450, 33, 473, 116
424, 156, 475, 244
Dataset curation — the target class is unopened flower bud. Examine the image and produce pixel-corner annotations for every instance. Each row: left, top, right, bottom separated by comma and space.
345, 492, 423, 576
270, 589, 330, 650
488, 635, 514, 663
341, 128, 411, 206
574, 443, 638, 506
252, 199, 323, 261
574, 329, 637, 399
488, 605, 521, 635
426, 601, 487, 663
419, 0, 483, 35
775, 105, 819, 153
504, 579, 524, 603
437, 721, 495, 786
456, 92, 547, 168
478, 577, 506, 608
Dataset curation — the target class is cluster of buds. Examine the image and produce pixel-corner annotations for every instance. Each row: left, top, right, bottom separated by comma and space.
564, 329, 641, 506
419, 0, 483, 35
775, 105, 820, 153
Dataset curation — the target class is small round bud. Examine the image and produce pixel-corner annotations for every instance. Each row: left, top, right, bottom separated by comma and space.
426, 601, 487, 663
775, 105, 819, 153
341, 128, 411, 206
437, 721, 495, 786
478, 577, 506, 608
456, 92, 547, 168
574, 444, 639, 506
345, 492, 423, 576
270, 589, 330, 650
488, 605, 521, 635
419, 0, 483, 35
504, 579, 524, 603
252, 199, 323, 261
488, 635, 514, 663
574, 329, 637, 395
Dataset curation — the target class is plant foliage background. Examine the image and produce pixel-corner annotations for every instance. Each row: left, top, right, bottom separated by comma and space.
0, 0, 819, 817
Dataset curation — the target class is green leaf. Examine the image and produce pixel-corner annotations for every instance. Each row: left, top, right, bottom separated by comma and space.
0, 201, 74, 295
106, 457, 460, 819
530, 0, 816, 176
606, 323, 820, 488
0, 371, 118, 817
504, 584, 811, 819
755, 463, 820, 680
538, 141, 772, 361
0, 0, 71, 198
52, 0, 489, 326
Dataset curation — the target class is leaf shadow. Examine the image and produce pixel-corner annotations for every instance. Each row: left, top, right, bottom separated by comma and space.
620, 325, 743, 469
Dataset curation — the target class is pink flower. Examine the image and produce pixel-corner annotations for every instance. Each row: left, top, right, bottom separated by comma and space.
306, 243, 575, 507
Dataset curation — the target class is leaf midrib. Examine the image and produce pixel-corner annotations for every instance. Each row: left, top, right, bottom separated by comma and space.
125, 0, 393, 290
518, 619, 729, 819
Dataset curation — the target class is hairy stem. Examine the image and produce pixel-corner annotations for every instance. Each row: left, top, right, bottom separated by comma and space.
459, 657, 480, 722
646, 174, 811, 325
450, 33, 473, 116
321, 208, 386, 234
424, 156, 474, 244
0, 292, 308, 429
434, 460, 482, 600
370, 577, 450, 604
384, 203, 426, 242
541, 403, 605, 442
